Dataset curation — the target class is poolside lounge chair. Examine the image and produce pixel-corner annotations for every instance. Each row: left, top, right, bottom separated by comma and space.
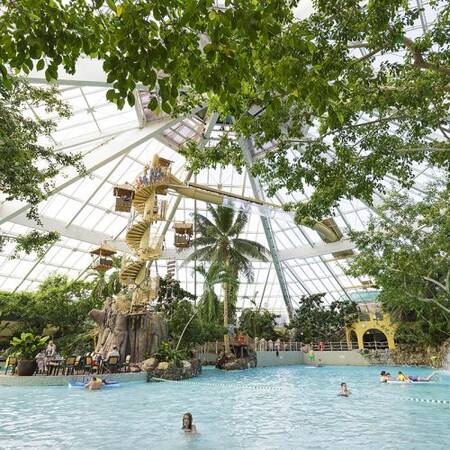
73, 355, 83, 373
63, 356, 77, 375
102, 356, 119, 373
4, 356, 17, 375
47, 359, 64, 376
83, 356, 94, 374
121, 355, 131, 372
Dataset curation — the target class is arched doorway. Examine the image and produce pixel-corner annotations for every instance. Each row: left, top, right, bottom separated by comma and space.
363, 329, 388, 349
349, 330, 358, 349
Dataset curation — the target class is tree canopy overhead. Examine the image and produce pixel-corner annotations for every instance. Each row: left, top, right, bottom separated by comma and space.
347, 183, 450, 346
0, 0, 448, 223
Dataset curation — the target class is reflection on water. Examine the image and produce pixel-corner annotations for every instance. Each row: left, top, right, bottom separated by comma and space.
0, 365, 449, 450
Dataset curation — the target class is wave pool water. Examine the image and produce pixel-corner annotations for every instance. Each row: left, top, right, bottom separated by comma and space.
1, 365, 449, 449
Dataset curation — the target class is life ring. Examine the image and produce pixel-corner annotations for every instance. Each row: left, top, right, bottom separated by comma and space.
318, 342, 325, 351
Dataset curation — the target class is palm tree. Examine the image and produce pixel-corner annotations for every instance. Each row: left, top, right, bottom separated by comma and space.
184, 205, 270, 353
195, 264, 229, 323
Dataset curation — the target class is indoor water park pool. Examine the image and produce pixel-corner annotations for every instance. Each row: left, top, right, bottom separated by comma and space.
1, 365, 449, 450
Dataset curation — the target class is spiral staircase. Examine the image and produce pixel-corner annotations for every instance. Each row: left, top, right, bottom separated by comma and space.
119, 155, 176, 309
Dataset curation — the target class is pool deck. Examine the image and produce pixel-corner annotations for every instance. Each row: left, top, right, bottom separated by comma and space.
0, 371, 146, 386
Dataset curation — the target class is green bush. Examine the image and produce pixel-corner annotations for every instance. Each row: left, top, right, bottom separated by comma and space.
155, 342, 186, 367
9, 332, 49, 360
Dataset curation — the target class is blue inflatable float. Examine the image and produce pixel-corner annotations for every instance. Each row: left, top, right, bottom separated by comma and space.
68, 380, 121, 389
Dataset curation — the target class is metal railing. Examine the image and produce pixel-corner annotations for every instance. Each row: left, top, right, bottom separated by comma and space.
195, 340, 390, 354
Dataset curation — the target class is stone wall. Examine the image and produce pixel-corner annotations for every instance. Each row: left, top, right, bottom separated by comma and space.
256, 351, 304, 367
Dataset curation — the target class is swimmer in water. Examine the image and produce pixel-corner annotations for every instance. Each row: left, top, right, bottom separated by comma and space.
182, 412, 197, 433
339, 382, 351, 397
85, 376, 103, 391
379, 370, 392, 382
397, 371, 410, 382
407, 372, 437, 382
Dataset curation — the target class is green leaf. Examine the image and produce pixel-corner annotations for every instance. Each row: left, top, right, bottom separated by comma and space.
127, 91, 135, 106
161, 101, 172, 114
36, 59, 45, 71
149, 96, 158, 111
106, 0, 116, 12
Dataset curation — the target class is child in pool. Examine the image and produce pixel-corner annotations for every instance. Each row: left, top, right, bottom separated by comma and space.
182, 412, 197, 433
339, 382, 351, 396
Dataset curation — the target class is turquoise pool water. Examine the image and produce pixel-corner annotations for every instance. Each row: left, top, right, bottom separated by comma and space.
1, 365, 449, 449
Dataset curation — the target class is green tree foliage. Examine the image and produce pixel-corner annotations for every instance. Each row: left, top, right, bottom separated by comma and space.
239, 307, 279, 340
0, 275, 102, 353
0, 77, 81, 218
347, 184, 450, 346
155, 275, 196, 317
1, 1, 447, 221
184, 205, 269, 351
0, 76, 83, 255
288, 293, 358, 342
195, 264, 229, 324
88, 256, 123, 304
165, 298, 225, 350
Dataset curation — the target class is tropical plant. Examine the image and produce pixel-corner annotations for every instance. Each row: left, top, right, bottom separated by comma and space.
347, 183, 450, 346
88, 255, 123, 304
195, 264, 227, 324
184, 205, 270, 353
9, 332, 49, 360
155, 341, 186, 367
155, 275, 196, 317
239, 307, 279, 340
288, 294, 358, 342
0, 274, 102, 354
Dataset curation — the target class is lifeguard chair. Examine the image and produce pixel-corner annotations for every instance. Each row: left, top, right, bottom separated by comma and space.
173, 222, 193, 248
113, 183, 134, 212
90, 244, 116, 272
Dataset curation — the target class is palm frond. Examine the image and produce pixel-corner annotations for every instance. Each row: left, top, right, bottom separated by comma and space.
193, 212, 217, 235
229, 248, 255, 282
181, 245, 215, 266
229, 210, 249, 237
189, 235, 217, 248
209, 205, 235, 233
233, 238, 270, 261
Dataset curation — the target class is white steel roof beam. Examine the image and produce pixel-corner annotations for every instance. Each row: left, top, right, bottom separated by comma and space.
0, 115, 194, 225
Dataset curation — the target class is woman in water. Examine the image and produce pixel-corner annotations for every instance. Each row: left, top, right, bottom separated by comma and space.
182, 412, 197, 433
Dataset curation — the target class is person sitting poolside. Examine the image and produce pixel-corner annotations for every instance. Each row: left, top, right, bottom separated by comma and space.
85, 376, 103, 391
339, 382, 351, 397
182, 412, 197, 433
397, 371, 410, 382
106, 346, 120, 360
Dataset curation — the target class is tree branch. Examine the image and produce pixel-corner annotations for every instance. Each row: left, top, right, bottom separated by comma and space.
423, 276, 449, 294
353, 47, 382, 64
402, 37, 450, 76
416, 296, 450, 314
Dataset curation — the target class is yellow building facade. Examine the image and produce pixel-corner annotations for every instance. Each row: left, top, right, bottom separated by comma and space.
345, 294, 397, 350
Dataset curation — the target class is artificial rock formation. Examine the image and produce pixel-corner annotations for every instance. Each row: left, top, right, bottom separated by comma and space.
90, 297, 168, 363
216, 351, 257, 370
146, 358, 202, 381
